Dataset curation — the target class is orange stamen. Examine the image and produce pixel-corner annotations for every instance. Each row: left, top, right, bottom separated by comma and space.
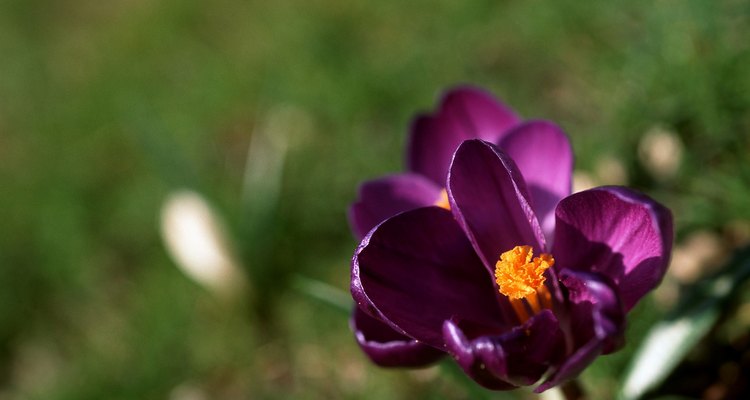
509, 298, 530, 322
435, 189, 450, 210
494, 245, 554, 323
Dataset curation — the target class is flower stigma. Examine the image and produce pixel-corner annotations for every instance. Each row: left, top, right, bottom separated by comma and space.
494, 245, 554, 323
435, 189, 450, 210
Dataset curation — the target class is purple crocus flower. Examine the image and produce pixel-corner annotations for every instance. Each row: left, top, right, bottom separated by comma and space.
348, 86, 574, 368
351, 139, 672, 391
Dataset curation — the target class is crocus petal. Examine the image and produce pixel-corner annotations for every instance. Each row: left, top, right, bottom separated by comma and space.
443, 310, 565, 390
348, 173, 442, 239
498, 120, 573, 243
448, 139, 546, 271
408, 86, 521, 186
536, 269, 625, 392
552, 187, 673, 311
561, 270, 626, 355
351, 307, 444, 367
352, 206, 506, 348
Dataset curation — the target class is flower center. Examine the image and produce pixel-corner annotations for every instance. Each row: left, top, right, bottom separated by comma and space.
494, 245, 554, 323
435, 189, 450, 210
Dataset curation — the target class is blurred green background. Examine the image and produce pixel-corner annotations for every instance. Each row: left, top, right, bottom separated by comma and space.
1, 0, 749, 399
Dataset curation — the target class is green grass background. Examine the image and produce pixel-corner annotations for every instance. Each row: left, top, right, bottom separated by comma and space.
0, 0, 749, 398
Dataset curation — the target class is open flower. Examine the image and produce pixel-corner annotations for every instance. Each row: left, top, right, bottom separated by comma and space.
351, 140, 672, 390
350, 86, 571, 240
348, 86, 573, 367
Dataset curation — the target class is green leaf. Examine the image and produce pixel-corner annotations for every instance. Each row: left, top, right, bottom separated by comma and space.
618, 246, 750, 400
292, 275, 352, 314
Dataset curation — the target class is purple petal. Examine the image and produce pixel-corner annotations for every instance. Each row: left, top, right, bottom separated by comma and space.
561, 270, 626, 355
443, 310, 565, 390
448, 139, 546, 271
351, 308, 445, 367
407, 86, 521, 186
536, 270, 625, 392
552, 187, 673, 311
498, 120, 573, 244
536, 337, 601, 393
351, 206, 506, 348
348, 173, 442, 239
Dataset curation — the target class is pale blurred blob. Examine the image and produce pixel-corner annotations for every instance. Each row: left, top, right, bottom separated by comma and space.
638, 126, 683, 180
668, 230, 726, 284
653, 277, 680, 310
12, 339, 62, 396
656, 230, 728, 309
160, 190, 247, 298
539, 386, 566, 400
408, 365, 439, 383
738, 303, 750, 326
169, 383, 208, 400
573, 155, 628, 194
242, 107, 293, 207
594, 155, 628, 185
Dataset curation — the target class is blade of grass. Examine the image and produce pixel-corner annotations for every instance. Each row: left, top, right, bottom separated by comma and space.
292, 274, 352, 314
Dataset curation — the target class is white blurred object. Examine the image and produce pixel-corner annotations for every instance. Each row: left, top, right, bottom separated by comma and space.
539, 386, 566, 400
620, 317, 694, 400
638, 126, 683, 180
160, 190, 247, 297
